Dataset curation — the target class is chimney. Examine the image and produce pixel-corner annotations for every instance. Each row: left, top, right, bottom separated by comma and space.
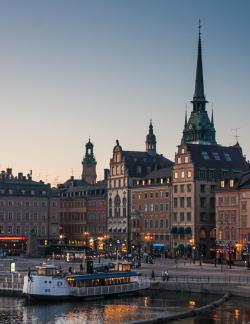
18, 172, 23, 180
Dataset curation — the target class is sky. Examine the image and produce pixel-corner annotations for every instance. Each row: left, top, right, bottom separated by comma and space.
0, 0, 249, 185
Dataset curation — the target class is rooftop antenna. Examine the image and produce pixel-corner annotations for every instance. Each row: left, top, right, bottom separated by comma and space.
231, 128, 240, 144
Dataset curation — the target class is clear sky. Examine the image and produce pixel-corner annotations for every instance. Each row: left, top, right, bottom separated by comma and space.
0, 0, 249, 185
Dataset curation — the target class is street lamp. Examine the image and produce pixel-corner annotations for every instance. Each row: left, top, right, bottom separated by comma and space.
144, 234, 153, 254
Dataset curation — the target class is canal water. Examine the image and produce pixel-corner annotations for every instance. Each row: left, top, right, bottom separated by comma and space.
0, 291, 249, 323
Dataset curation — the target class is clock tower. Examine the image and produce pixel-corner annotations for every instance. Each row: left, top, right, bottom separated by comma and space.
81, 139, 97, 184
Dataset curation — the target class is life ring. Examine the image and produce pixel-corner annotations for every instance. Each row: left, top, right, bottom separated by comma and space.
57, 281, 63, 287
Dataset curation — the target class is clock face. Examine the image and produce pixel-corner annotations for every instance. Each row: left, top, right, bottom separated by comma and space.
189, 124, 192, 129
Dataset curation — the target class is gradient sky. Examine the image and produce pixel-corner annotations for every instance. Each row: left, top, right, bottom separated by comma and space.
0, 1, 249, 185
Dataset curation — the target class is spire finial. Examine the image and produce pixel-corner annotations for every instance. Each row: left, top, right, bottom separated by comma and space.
198, 19, 201, 38
185, 104, 188, 127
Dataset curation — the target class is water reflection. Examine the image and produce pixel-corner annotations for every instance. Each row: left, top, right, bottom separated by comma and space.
0, 293, 249, 323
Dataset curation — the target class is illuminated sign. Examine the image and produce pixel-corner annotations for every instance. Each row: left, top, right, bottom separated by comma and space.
0, 236, 26, 241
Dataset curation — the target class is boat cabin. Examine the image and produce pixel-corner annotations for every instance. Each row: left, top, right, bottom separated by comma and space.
36, 265, 57, 276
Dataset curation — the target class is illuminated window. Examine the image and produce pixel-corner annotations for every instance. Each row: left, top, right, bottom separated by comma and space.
187, 171, 192, 178
177, 157, 181, 164
229, 179, 234, 188
181, 171, 185, 178
212, 152, 220, 160
185, 156, 189, 163
174, 172, 178, 179
220, 180, 225, 188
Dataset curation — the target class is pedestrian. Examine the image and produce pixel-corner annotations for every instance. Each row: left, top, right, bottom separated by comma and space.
165, 270, 169, 281
151, 270, 155, 280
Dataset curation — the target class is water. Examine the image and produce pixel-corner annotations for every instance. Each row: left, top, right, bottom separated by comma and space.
0, 292, 249, 324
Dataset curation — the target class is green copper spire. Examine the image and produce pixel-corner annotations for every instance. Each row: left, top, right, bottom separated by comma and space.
182, 21, 216, 145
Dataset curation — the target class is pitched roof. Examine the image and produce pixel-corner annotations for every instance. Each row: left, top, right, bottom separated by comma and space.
186, 143, 249, 177
122, 151, 173, 178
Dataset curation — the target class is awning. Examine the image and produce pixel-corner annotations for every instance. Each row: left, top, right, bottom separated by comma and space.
185, 227, 192, 235
171, 226, 177, 234
177, 227, 185, 235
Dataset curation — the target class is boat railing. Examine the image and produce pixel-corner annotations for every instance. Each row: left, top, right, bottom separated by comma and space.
71, 277, 150, 297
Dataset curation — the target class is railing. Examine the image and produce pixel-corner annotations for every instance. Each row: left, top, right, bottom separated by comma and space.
150, 274, 250, 285
71, 278, 150, 297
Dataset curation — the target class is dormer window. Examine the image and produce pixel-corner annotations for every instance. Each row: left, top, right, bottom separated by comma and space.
220, 180, 225, 188
212, 152, 220, 160
201, 151, 209, 160
181, 148, 185, 154
224, 153, 232, 161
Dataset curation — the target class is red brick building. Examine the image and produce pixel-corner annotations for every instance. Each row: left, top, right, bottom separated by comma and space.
131, 168, 172, 254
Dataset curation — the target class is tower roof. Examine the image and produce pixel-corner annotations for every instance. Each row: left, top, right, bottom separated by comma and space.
192, 20, 207, 103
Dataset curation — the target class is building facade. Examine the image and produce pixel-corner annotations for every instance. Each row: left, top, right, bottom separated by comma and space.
131, 168, 172, 254
107, 123, 173, 251
216, 171, 250, 257
0, 168, 60, 255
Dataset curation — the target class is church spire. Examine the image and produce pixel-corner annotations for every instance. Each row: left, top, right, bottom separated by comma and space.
181, 22, 217, 146
191, 20, 208, 112
211, 107, 214, 126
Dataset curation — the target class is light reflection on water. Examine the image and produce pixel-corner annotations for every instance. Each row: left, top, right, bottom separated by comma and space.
0, 292, 249, 324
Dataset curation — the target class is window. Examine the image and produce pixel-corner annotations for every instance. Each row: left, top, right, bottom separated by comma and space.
210, 185, 216, 192
173, 198, 178, 208
229, 179, 234, 188
187, 184, 192, 192
181, 171, 185, 178
160, 219, 164, 228
185, 156, 189, 163
212, 152, 220, 160
144, 204, 148, 212
241, 201, 247, 212
181, 148, 185, 154
155, 220, 158, 228
241, 215, 247, 227
109, 198, 112, 218
200, 212, 206, 222
218, 197, 223, 205
177, 157, 181, 164
155, 192, 158, 198
180, 185, 184, 193
174, 185, 178, 193
180, 212, 184, 222
187, 171, 192, 178
174, 172, 178, 179
224, 153, 232, 161
200, 184, 206, 193
173, 213, 177, 222
150, 220, 153, 228
137, 166, 142, 174
200, 197, 206, 208
199, 169, 207, 178
144, 220, 148, 229
160, 204, 164, 211
180, 197, 184, 208
150, 192, 154, 198
150, 204, 154, 212
187, 212, 191, 222
165, 203, 168, 211
220, 180, 225, 188
144, 193, 148, 199
154, 204, 158, 212
187, 197, 191, 208
202, 151, 209, 160
114, 195, 121, 218
165, 219, 169, 228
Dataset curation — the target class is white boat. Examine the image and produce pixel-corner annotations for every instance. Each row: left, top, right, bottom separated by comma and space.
23, 262, 150, 300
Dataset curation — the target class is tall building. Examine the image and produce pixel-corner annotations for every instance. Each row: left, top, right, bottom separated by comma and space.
171, 26, 249, 257
81, 139, 97, 185
107, 122, 173, 251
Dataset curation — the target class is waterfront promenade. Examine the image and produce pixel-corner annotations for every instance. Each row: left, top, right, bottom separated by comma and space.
0, 256, 249, 297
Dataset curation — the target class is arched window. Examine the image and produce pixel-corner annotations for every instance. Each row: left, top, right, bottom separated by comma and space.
109, 198, 112, 218
114, 195, 121, 218
122, 197, 127, 217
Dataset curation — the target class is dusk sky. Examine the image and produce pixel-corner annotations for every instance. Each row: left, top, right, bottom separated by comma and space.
1, 1, 249, 185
